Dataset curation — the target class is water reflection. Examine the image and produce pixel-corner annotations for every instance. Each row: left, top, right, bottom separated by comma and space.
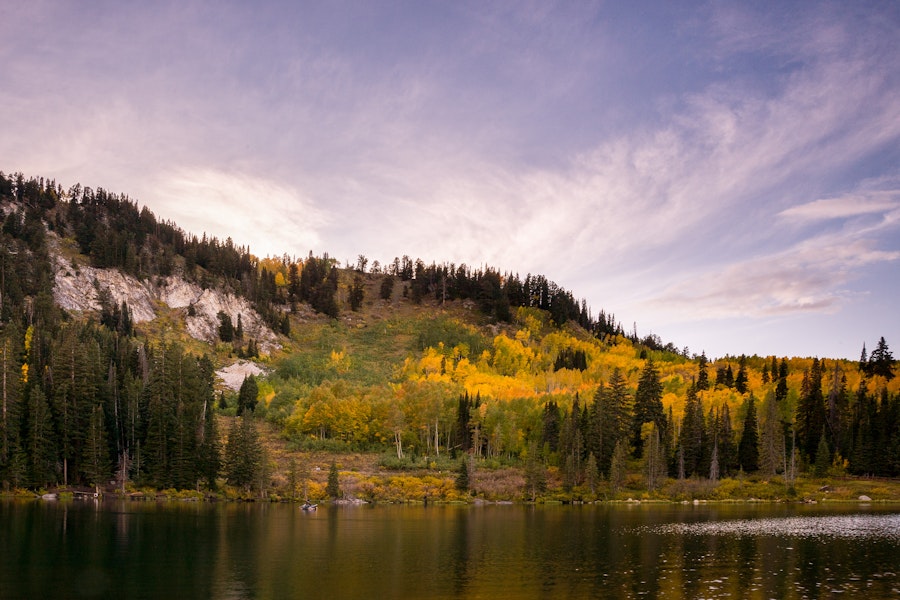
1, 501, 899, 599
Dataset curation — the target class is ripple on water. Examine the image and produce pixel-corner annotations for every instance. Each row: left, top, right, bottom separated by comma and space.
644, 513, 900, 541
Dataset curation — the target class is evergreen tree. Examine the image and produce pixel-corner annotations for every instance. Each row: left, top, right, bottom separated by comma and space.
796, 358, 826, 463
455, 456, 472, 493
217, 311, 234, 342
645, 423, 667, 491
814, 433, 831, 477
142, 346, 174, 487
26, 386, 56, 488
349, 275, 365, 311
237, 375, 258, 416
825, 363, 850, 459
715, 403, 737, 476
609, 439, 628, 496
775, 358, 789, 403
868, 337, 895, 381
225, 416, 262, 492
524, 441, 547, 501
759, 392, 784, 476
541, 401, 561, 454
734, 355, 749, 394
849, 378, 875, 475
82, 403, 111, 487
453, 393, 472, 453
197, 392, 221, 490
632, 358, 664, 458
50, 326, 102, 486
678, 384, 704, 477
696, 352, 710, 390
589, 368, 631, 476
326, 461, 341, 498
379, 275, 395, 301
0, 327, 23, 486
738, 394, 760, 473
585, 452, 598, 495
724, 365, 734, 388
560, 396, 584, 489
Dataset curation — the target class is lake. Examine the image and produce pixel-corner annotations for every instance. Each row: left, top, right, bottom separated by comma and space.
2, 499, 899, 599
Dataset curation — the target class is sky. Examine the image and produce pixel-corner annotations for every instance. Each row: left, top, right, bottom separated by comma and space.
2, 0, 899, 360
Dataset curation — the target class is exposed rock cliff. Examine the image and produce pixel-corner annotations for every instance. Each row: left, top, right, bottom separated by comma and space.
52, 248, 280, 354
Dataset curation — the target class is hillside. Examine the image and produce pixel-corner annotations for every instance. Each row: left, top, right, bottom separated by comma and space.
0, 171, 898, 503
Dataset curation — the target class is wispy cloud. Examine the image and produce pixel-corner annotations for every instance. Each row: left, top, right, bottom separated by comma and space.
2, 1, 899, 357
644, 224, 900, 320
779, 190, 900, 221
153, 169, 327, 258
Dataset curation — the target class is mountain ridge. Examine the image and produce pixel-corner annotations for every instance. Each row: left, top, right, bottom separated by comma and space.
1, 171, 898, 500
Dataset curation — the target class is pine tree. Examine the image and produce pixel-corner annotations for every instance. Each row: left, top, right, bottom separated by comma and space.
775, 358, 789, 403
541, 401, 561, 454
825, 363, 849, 459
26, 386, 56, 487
696, 352, 710, 390
225, 416, 262, 492
524, 441, 547, 502
326, 462, 341, 498
455, 456, 472, 493
868, 337, 895, 381
589, 368, 631, 476
0, 327, 23, 485
759, 392, 785, 476
237, 375, 258, 416
217, 311, 234, 342
724, 365, 734, 388
82, 403, 111, 487
679, 384, 704, 477
814, 433, 830, 477
734, 355, 749, 394
609, 439, 628, 496
349, 275, 365, 311
719, 403, 737, 476
197, 393, 221, 490
645, 423, 667, 491
585, 452, 598, 495
379, 275, 395, 301
632, 358, 664, 458
738, 394, 760, 473
849, 379, 875, 475
560, 396, 584, 489
50, 327, 102, 486
796, 358, 826, 463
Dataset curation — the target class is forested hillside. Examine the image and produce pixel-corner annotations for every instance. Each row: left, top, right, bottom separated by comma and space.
0, 171, 897, 501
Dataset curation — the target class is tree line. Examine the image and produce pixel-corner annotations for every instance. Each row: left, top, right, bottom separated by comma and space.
2, 171, 637, 344
527, 344, 900, 489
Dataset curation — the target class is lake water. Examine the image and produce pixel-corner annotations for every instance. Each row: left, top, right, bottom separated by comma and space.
2, 500, 899, 599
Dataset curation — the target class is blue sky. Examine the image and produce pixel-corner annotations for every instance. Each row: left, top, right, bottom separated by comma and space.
2, 1, 898, 360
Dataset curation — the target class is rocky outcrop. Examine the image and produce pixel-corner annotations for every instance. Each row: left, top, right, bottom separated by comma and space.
52, 251, 280, 354
216, 360, 270, 391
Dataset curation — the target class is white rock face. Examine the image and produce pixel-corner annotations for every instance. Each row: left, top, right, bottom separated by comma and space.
52, 251, 280, 353
52, 254, 157, 322
216, 360, 270, 391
